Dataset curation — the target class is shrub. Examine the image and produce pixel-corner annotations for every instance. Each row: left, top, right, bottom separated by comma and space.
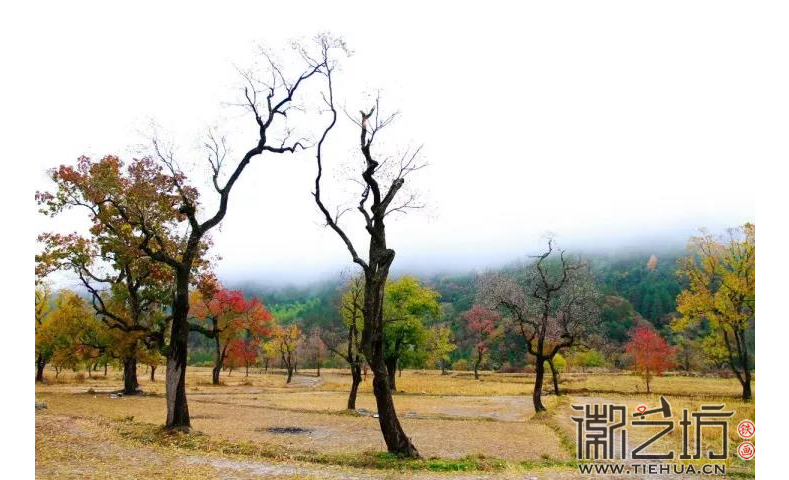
451, 359, 469, 371
552, 353, 566, 373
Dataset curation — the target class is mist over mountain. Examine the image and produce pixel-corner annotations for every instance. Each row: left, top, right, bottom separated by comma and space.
216, 220, 732, 290
225, 239, 690, 325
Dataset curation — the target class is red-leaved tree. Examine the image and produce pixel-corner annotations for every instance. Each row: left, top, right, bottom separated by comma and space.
625, 326, 675, 393
190, 276, 272, 384
462, 305, 499, 380
226, 338, 260, 377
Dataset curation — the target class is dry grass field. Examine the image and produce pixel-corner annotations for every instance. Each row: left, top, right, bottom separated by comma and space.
35, 367, 755, 479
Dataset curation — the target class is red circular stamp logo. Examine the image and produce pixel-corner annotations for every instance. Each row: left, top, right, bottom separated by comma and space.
737, 441, 755, 460
737, 419, 755, 439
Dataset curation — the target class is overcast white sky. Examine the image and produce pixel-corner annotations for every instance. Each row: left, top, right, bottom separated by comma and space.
14, 1, 778, 287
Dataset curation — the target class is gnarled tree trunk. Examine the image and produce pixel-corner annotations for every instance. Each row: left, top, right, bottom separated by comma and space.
363, 270, 419, 457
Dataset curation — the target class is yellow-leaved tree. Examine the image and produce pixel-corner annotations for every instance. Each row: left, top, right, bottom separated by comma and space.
673, 223, 755, 400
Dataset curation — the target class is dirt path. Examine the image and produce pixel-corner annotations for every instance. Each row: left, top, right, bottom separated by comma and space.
286, 374, 325, 388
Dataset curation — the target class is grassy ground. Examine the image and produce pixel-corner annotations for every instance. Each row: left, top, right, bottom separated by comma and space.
35, 366, 755, 479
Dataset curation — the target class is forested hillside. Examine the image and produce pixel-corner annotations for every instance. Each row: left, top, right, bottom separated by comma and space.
185, 248, 687, 368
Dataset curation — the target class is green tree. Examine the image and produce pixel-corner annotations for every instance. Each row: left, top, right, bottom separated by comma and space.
569, 349, 605, 372
426, 325, 456, 375
383, 276, 441, 391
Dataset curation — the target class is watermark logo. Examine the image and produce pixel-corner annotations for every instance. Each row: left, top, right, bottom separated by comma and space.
737, 441, 755, 460
571, 396, 735, 460
571, 396, 749, 475
737, 419, 755, 439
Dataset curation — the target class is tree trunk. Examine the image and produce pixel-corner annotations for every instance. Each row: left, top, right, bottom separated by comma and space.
474, 349, 483, 380
371, 358, 418, 457
734, 327, 753, 401
348, 362, 362, 410
385, 357, 398, 392
103, 362, 108, 377
742, 370, 752, 401
212, 336, 222, 385
122, 357, 139, 395
286, 365, 293, 383
533, 356, 546, 412
150, 365, 156, 382
439, 359, 446, 375
36, 354, 46, 383
245, 365, 249, 377
317, 364, 321, 377
362, 271, 419, 458
165, 271, 191, 431
548, 358, 560, 395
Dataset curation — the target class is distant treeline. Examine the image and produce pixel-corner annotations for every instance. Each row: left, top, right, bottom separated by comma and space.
185, 247, 687, 368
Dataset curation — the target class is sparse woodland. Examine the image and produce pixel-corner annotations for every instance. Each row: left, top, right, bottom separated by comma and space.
34, 35, 756, 478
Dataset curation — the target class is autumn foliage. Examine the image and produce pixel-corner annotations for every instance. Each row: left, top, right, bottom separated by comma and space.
462, 305, 499, 380
270, 324, 303, 384
625, 326, 675, 393
190, 278, 273, 384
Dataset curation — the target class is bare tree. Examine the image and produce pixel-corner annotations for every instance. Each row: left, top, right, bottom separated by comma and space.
110, 43, 333, 430
312, 40, 423, 457
479, 239, 600, 411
